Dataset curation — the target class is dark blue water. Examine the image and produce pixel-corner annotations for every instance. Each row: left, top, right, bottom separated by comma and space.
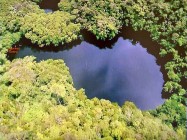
13, 37, 165, 110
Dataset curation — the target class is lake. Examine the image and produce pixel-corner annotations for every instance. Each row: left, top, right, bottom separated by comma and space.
8, 26, 166, 110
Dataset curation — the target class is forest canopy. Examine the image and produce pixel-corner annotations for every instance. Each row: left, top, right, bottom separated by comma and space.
0, 0, 186, 139
0, 57, 185, 139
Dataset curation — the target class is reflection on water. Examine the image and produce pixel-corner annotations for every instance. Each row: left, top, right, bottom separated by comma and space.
44, 9, 53, 13
12, 36, 165, 110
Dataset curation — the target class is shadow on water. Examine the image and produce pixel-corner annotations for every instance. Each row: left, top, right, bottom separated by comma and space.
8, 26, 170, 110
38, 0, 60, 11
7, 36, 82, 62
80, 30, 119, 49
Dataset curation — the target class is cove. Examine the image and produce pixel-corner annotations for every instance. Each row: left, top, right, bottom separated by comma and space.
9, 27, 165, 110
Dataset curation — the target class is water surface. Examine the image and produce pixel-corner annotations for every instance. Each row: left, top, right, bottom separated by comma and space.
11, 34, 165, 110
39, 0, 60, 11
44, 9, 53, 13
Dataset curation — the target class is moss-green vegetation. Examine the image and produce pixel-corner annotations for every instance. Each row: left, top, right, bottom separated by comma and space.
59, 0, 124, 40
117, 0, 187, 129
58, 0, 187, 129
0, 0, 42, 63
0, 57, 185, 139
0, 0, 42, 33
20, 11, 81, 46
0, 32, 21, 65
0, 0, 186, 139
0, 0, 81, 48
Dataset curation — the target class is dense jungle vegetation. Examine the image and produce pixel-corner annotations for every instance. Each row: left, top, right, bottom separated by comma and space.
0, 0, 186, 139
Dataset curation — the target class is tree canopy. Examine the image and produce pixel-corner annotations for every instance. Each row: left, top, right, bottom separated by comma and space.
0, 57, 184, 139
0, 0, 186, 139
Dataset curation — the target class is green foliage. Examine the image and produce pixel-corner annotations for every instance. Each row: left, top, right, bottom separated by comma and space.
150, 97, 186, 129
20, 11, 81, 46
120, 0, 187, 121
0, 57, 184, 139
0, 32, 21, 65
31, 0, 42, 3
0, 0, 42, 65
59, 0, 124, 40
0, 0, 186, 139
0, 0, 81, 47
0, 0, 42, 34
60, 0, 187, 109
